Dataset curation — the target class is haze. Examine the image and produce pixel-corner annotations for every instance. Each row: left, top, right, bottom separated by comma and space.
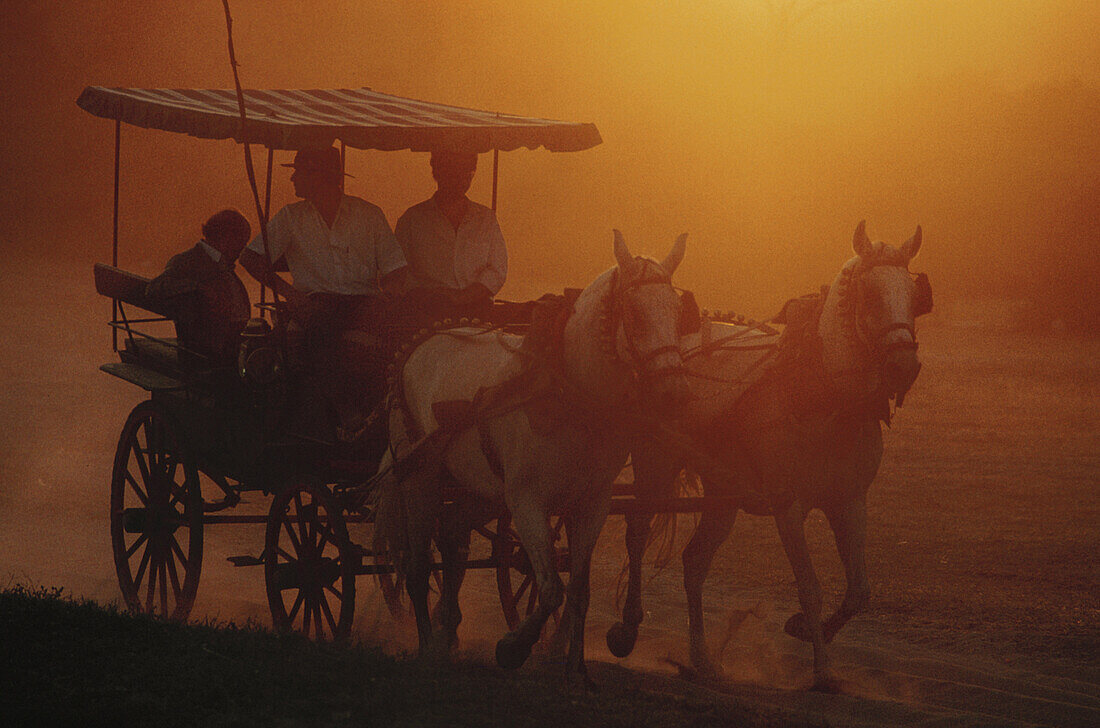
1, 1, 1097, 323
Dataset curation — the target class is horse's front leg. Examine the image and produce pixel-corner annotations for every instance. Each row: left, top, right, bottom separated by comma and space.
495, 500, 564, 671
607, 446, 682, 658
821, 493, 869, 643
605, 511, 652, 658
682, 497, 735, 678
774, 500, 837, 691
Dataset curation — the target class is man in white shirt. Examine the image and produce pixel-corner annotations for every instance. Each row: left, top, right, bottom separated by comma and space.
240, 146, 406, 320
240, 146, 407, 441
395, 151, 507, 321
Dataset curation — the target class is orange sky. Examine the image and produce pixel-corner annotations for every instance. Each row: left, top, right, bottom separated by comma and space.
2, 0, 1098, 315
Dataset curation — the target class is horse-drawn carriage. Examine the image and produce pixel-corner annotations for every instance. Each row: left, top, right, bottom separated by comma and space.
81, 84, 932, 687
81, 85, 612, 639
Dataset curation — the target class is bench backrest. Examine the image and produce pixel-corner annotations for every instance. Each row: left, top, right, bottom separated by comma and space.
94, 263, 171, 317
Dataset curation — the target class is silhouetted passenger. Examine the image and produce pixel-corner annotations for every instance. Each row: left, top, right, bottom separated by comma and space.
146, 209, 251, 367
396, 151, 507, 322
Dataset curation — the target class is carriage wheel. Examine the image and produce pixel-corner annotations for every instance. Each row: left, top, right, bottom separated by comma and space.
265, 481, 356, 642
493, 515, 566, 633
110, 400, 203, 621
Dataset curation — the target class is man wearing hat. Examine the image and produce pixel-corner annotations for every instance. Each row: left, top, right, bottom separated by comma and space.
394, 150, 507, 322
240, 145, 406, 440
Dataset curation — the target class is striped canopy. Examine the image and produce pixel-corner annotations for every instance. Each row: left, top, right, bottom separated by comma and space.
77, 86, 601, 153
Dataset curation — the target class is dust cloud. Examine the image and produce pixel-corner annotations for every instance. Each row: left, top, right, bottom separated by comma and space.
2, 1, 1098, 322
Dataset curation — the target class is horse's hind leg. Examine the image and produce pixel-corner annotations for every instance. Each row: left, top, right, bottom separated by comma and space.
821, 494, 869, 643
436, 513, 472, 651
774, 500, 837, 691
562, 494, 612, 687
405, 537, 435, 655
495, 503, 564, 671
682, 501, 735, 677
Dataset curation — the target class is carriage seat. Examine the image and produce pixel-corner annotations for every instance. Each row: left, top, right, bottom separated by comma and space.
94, 263, 170, 317
94, 263, 183, 372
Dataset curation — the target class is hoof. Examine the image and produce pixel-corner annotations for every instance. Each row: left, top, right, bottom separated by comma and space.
811, 673, 843, 694
605, 622, 638, 658
784, 612, 813, 642
688, 648, 724, 681
495, 633, 533, 671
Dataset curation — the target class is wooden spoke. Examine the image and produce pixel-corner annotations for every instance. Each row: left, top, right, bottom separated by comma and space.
125, 532, 149, 559
123, 469, 148, 505
281, 519, 302, 553
319, 594, 338, 634
133, 545, 152, 589
288, 591, 306, 622
165, 550, 182, 599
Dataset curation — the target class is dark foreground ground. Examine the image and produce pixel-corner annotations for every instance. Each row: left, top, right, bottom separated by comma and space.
0, 586, 803, 728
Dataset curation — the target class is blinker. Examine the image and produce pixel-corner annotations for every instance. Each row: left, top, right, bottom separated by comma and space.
913, 272, 933, 317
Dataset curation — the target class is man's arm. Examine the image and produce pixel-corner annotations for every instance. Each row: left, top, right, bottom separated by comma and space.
475, 214, 508, 297
239, 248, 311, 318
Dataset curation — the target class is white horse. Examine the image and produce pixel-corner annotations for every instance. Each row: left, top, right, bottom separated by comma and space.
606, 221, 929, 690
375, 231, 691, 681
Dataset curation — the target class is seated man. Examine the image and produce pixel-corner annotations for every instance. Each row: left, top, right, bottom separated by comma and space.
395, 151, 507, 323
146, 209, 252, 368
239, 146, 407, 441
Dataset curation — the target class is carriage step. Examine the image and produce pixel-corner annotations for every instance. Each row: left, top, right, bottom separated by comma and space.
227, 554, 265, 567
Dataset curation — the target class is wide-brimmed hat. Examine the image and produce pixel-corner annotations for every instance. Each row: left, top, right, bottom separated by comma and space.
282, 146, 353, 177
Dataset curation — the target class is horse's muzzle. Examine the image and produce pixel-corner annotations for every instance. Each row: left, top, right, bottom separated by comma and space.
883, 349, 921, 403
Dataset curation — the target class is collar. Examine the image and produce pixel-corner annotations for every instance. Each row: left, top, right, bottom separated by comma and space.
199, 240, 235, 271
199, 240, 222, 263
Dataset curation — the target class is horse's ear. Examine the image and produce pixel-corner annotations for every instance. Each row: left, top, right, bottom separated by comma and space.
613, 229, 633, 269
901, 225, 922, 261
661, 233, 687, 275
853, 220, 873, 258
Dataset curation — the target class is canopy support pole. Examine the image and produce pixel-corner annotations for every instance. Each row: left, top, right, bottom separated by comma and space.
112, 119, 121, 351
491, 149, 499, 212
259, 147, 273, 317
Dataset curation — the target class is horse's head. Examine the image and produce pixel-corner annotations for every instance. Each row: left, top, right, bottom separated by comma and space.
841, 220, 932, 404
609, 230, 692, 415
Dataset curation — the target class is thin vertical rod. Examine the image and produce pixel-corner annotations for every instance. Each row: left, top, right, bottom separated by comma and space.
340, 141, 346, 193
260, 147, 273, 314
112, 119, 121, 351
491, 149, 499, 212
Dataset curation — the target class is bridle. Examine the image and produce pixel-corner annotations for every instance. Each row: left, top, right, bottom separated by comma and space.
840, 262, 931, 361
608, 260, 686, 382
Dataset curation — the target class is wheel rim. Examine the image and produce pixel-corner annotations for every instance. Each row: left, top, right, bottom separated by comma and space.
110, 401, 203, 621
265, 482, 355, 642
493, 515, 565, 634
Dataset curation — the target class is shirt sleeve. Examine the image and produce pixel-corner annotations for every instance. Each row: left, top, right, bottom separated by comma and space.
476, 213, 507, 296
245, 206, 289, 263
374, 208, 407, 278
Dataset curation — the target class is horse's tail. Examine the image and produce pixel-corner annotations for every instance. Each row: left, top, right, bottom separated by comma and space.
614, 469, 701, 609
370, 448, 410, 578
